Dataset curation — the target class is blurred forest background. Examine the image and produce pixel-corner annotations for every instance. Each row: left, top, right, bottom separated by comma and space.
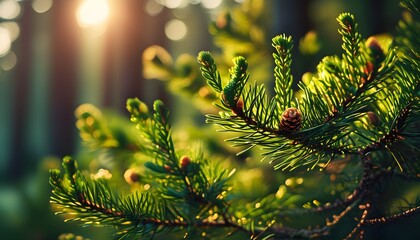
0, 0, 406, 239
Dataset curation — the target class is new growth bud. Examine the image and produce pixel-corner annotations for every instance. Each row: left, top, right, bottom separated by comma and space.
49, 169, 62, 185
197, 51, 214, 68
222, 56, 248, 108
126, 98, 149, 122
62, 156, 77, 177
180, 155, 191, 169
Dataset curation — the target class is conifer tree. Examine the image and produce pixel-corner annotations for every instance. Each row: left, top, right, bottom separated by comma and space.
50, 0, 419, 239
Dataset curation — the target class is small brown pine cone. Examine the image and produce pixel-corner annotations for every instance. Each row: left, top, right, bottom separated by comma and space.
280, 107, 302, 132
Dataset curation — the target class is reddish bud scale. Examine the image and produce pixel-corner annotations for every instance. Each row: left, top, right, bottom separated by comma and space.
366, 37, 385, 67
221, 92, 239, 109
367, 37, 383, 55
216, 12, 229, 29
180, 155, 191, 169
364, 62, 374, 74
232, 99, 244, 115
164, 165, 172, 172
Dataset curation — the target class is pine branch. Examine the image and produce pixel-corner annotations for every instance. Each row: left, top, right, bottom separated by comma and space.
200, 9, 419, 172
200, 51, 358, 170
50, 160, 247, 238
272, 34, 294, 111
204, 79, 353, 171
197, 5, 419, 237
51, 155, 286, 239
50, 98, 243, 239
397, 0, 420, 59
127, 99, 240, 211
364, 205, 420, 226
50, 157, 173, 238
51, 1, 419, 239
75, 104, 132, 150
308, 14, 392, 135
337, 13, 365, 85
127, 99, 178, 168
197, 51, 223, 94
343, 204, 370, 240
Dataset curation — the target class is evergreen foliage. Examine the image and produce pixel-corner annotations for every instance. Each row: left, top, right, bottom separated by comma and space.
50, 0, 419, 239
51, 98, 238, 239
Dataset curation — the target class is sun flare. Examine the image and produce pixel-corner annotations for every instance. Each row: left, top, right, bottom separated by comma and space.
76, 0, 109, 28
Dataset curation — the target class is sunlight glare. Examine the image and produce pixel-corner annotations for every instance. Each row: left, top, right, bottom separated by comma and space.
77, 0, 110, 28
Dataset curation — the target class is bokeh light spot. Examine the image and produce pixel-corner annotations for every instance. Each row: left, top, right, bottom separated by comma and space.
0, 22, 20, 42
77, 0, 109, 28
163, 0, 184, 9
145, 0, 164, 16
201, 0, 222, 9
165, 19, 187, 41
0, 51, 17, 71
32, 0, 53, 14
0, 27, 11, 57
275, 185, 287, 199
0, 0, 21, 20
188, 0, 201, 4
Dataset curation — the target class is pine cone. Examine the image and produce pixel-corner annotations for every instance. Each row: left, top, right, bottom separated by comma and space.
280, 107, 302, 132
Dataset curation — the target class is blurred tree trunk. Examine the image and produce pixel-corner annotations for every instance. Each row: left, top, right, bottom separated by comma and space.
102, 2, 170, 110
10, 3, 36, 179
49, 0, 80, 163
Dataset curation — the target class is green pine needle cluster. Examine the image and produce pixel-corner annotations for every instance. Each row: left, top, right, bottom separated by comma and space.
200, 11, 419, 172
50, 99, 237, 239
272, 34, 294, 111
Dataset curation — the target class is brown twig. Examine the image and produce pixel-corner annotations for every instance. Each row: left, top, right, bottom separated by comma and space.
364, 205, 420, 226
